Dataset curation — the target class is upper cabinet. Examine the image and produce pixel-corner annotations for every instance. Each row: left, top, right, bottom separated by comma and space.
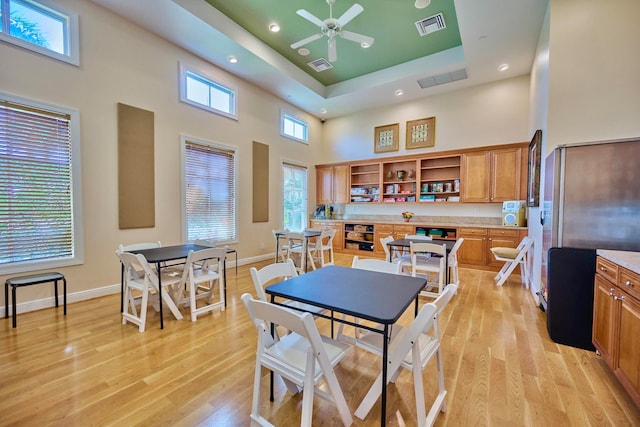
461, 146, 525, 203
349, 163, 380, 203
316, 164, 349, 204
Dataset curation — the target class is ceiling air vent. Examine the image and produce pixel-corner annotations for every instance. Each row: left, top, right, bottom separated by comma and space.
307, 58, 333, 72
418, 68, 467, 89
415, 12, 446, 36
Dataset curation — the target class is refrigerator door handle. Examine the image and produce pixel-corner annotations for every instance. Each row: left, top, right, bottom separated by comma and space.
540, 210, 545, 226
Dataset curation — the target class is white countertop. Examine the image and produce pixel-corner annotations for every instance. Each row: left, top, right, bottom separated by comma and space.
597, 249, 640, 275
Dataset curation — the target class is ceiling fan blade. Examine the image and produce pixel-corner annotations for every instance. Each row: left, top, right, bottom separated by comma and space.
290, 33, 323, 49
336, 3, 364, 27
339, 30, 374, 47
328, 38, 337, 62
296, 9, 325, 28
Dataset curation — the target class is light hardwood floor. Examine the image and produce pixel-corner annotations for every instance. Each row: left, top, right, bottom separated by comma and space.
1, 254, 639, 426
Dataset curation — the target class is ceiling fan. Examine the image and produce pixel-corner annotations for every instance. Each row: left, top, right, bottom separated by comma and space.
290, 0, 374, 63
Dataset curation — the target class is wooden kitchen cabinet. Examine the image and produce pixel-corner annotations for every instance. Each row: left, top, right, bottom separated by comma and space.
458, 227, 488, 266
461, 147, 525, 203
592, 255, 640, 407
316, 164, 349, 204
487, 228, 525, 268
373, 224, 394, 255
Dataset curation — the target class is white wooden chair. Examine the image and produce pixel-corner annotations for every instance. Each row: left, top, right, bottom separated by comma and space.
410, 241, 447, 298
490, 235, 533, 288
307, 229, 336, 270
241, 293, 353, 427
250, 260, 325, 316
117, 241, 162, 312
117, 251, 183, 332
447, 237, 464, 287
272, 229, 291, 263
173, 247, 226, 321
354, 284, 458, 426
380, 235, 411, 271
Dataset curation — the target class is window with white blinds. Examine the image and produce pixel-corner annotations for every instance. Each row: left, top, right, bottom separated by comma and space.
183, 138, 237, 244
0, 96, 82, 273
282, 161, 307, 232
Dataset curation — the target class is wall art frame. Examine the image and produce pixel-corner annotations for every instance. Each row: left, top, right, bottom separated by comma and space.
406, 116, 435, 149
374, 123, 400, 153
527, 129, 542, 207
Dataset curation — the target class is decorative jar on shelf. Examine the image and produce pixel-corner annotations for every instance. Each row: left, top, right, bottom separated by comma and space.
396, 170, 406, 180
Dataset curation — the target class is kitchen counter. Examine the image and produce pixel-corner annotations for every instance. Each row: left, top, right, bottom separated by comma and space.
311, 216, 527, 230
597, 249, 640, 275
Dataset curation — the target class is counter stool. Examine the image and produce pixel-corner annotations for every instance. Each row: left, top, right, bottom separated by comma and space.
5, 272, 67, 328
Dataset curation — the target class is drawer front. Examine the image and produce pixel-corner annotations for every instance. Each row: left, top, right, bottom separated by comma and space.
375, 224, 394, 233
596, 256, 618, 283
619, 267, 640, 301
459, 227, 488, 236
393, 224, 414, 234
489, 228, 520, 237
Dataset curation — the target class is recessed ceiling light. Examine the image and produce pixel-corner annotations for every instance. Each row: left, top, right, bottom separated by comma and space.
395, 89, 404, 96
361, 42, 371, 48
415, 0, 431, 8
268, 23, 280, 32
498, 63, 509, 71
298, 48, 310, 56
320, 108, 327, 114
228, 56, 238, 64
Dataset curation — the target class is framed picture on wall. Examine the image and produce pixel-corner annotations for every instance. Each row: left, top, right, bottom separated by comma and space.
527, 129, 542, 207
406, 116, 435, 149
374, 123, 399, 153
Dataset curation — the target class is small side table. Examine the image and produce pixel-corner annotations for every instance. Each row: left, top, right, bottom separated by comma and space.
5, 272, 67, 328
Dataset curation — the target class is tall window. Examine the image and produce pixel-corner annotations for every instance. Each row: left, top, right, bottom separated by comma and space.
183, 137, 237, 244
282, 161, 307, 232
0, 94, 82, 274
281, 113, 308, 143
179, 64, 237, 120
0, 0, 79, 65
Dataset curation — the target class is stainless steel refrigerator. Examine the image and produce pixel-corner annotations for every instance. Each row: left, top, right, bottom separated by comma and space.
541, 138, 640, 350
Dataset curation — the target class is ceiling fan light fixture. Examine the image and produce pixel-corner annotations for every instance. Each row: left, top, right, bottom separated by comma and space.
415, 0, 431, 9
268, 23, 280, 32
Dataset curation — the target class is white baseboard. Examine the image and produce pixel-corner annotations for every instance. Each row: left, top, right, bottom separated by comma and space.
1, 253, 274, 318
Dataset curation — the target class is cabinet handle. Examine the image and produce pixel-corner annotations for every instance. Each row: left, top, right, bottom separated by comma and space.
600, 266, 607, 272
625, 280, 634, 288
609, 288, 615, 297
614, 295, 625, 301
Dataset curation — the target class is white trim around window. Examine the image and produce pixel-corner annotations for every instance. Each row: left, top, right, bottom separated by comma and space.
179, 62, 238, 120
280, 110, 309, 144
0, 0, 80, 66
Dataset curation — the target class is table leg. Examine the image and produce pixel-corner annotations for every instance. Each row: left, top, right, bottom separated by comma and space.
157, 263, 164, 329
269, 294, 275, 402
381, 323, 389, 426
120, 263, 124, 313
275, 239, 280, 263
224, 258, 227, 308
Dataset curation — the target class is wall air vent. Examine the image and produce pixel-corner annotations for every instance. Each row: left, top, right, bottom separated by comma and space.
415, 12, 446, 36
307, 58, 333, 72
418, 68, 467, 89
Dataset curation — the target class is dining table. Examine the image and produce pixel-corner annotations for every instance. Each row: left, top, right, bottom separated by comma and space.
130, 243, 235, 329
386, 237, 455, 283
265, 265, 427, 426
274, 229, 322, 272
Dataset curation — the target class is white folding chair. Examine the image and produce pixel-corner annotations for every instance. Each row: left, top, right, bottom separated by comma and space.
490, 235, 533, 288
272, 229, 291, 263
250, 260, 325, 316
336, 256, 402, 344
241, 293, 353, 427
410, 241, 447, 298
117, 241, 162, 312
174, 247, 226, 321
354, 284, 458, 426
284, 232, 306, 273
380, 235, 411, 272
117, 251, 183, 332
307, 229, 335, 270
447, 237, 464, 287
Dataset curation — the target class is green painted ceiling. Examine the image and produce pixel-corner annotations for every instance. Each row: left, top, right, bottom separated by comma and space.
204, 0, 461, 86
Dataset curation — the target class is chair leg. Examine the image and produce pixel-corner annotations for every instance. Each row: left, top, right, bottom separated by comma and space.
300, 351, 315, 427
495, 259, 519, 286
411, 345, 427, 427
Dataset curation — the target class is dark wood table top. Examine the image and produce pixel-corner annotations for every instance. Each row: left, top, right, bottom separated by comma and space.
265, 265, 427, 324
131, 244, 209, 263
388, 238, 455, 252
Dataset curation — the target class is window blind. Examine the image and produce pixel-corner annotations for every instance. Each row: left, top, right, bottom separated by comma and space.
282, 162, 307, 232
184, 141, 236, 243
0, 101, 74, 265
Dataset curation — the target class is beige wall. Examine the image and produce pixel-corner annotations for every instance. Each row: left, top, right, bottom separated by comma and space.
0, 0, 323, 305
547, 0, 640, 151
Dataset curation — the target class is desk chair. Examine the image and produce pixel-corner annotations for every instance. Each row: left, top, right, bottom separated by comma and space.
241, 293, 353, 427
354, 284, 458, 426
490, 236, 533, 288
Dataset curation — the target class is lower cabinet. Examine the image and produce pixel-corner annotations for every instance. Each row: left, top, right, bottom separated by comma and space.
593, 256, 640, 407
310, 221, 344, 252
458, 227, 527, 269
